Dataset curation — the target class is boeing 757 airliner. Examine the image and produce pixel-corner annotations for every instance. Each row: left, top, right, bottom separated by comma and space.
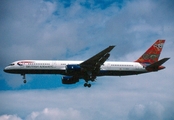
4, 40, 169, 87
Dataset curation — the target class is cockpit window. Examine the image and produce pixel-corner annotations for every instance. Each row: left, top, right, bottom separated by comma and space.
9, 63, 15, 66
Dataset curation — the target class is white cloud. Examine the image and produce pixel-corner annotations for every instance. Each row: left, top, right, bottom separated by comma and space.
128, 102, 165, 120
25, 108, 82, 120
0, 73, 174, 120
0, 114, 21, 120
1, 0, 173, 63
0, 108, 82, 120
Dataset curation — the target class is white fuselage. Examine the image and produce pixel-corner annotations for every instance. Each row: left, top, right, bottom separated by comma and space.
4, 60, 147, 76
3, 41, 168, 87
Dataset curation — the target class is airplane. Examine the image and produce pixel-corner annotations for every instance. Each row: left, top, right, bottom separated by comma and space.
4, 40, 170, 88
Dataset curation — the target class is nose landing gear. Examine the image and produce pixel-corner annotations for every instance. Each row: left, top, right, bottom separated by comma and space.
23, 79, 27, 84
22, 74, 27, 84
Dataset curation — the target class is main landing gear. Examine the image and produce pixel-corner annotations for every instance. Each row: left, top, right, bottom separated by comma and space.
84, 77, 96, 88
22, 74, 27, 84
84, 83, 91, 88
83, 73, 96, 88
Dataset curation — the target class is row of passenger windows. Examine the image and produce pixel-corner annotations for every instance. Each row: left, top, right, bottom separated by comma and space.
111, 64, 134, 67
28, 63, 51, 65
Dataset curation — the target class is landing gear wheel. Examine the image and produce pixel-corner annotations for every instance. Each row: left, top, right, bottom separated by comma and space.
84, 83, 91, 88
84, 83, 88, 87
22, 74, 27, 84
88, 84, 91, 88
23, 79, 27, 84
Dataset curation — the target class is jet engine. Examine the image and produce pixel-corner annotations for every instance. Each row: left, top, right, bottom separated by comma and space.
62, 76, 79, 84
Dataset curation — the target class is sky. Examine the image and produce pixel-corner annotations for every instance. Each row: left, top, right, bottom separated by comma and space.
0, 0, 174, 120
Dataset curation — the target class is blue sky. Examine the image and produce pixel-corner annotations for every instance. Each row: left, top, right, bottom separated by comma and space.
0, 0, 174, 120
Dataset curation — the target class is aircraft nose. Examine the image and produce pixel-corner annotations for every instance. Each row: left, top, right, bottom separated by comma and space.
4, 68, 7, 72
4, 67, 9, 73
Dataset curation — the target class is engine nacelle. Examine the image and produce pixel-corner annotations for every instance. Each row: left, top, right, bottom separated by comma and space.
66, 64, 81, 75
62, 76, 79, 84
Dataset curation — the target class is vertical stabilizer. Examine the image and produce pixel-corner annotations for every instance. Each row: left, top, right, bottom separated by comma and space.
135, 40, 165, 64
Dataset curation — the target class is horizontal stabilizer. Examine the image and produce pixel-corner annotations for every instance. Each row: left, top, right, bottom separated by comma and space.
146, 58, 170, 70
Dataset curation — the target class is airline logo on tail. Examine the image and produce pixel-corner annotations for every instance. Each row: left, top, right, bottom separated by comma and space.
154, 41, 164, 51
136, 40, 165, 64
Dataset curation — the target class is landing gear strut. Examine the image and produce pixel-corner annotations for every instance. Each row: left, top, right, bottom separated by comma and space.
22, 74, 27, 84
83, 75, 96, 88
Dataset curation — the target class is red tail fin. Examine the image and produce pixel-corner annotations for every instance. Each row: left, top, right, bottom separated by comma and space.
135, 40, 165, 64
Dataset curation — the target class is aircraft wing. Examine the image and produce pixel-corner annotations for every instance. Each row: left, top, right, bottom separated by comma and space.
80, 45, 115, 72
